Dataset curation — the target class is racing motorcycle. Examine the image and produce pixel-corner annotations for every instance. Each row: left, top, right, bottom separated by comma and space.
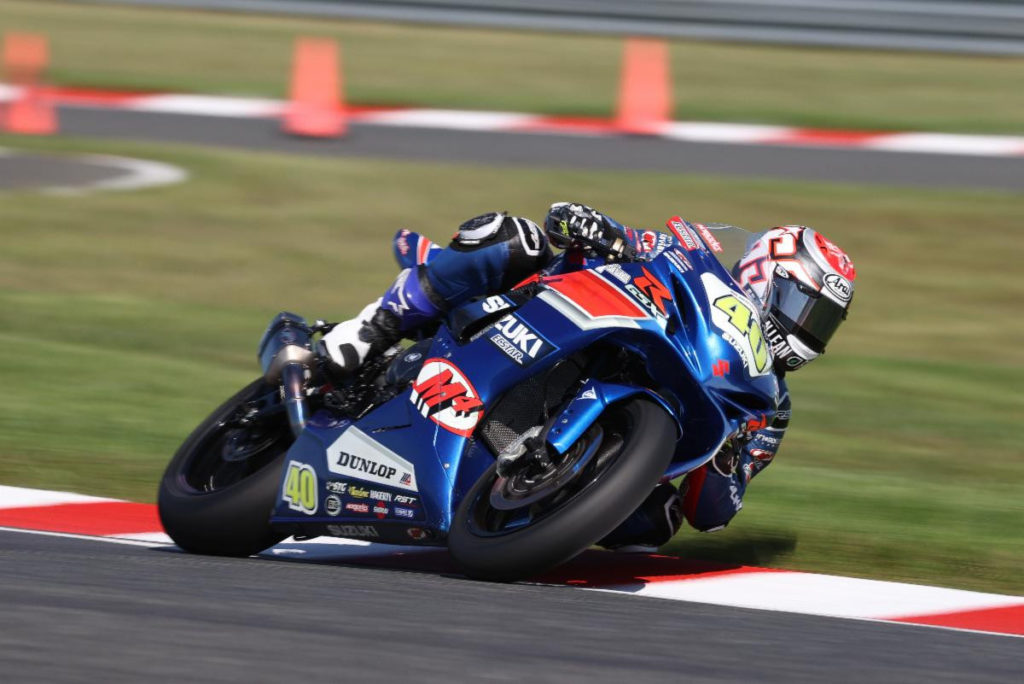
158, 221, 779, 581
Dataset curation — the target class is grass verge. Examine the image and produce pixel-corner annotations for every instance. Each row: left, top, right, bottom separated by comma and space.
0, 0, 1022, 134
0, 135, 1021, 594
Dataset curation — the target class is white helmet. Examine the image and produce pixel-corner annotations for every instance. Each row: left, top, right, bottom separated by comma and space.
734, 226, 855, 373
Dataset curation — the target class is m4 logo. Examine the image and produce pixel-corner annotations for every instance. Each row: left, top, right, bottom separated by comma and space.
410, 359, 485, 437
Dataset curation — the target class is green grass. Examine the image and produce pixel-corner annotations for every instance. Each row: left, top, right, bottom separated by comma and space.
0, 135, 1021, 594
1, 0, 1023, 134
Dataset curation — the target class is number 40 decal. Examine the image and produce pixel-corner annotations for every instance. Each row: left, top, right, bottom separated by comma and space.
713, 294, 770, 374
282, 461, 318, 515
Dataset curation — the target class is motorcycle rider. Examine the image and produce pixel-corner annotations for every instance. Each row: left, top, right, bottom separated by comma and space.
320, 203, 856, 551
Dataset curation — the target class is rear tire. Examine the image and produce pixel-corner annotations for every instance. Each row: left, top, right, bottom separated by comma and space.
448, 398, 676, 581
158, 379, 291, 556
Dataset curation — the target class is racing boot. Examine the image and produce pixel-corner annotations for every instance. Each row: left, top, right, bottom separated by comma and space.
319, 266, 443, 374
598, 482, 683, 553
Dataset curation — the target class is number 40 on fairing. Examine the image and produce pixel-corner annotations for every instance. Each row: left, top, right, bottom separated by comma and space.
282, 461, 318, 514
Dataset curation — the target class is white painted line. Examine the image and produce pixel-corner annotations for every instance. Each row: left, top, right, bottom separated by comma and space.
0, 525, 168, 547
0, 484, 116, 510
43, 155, 188, 195
127, 94, 286, 118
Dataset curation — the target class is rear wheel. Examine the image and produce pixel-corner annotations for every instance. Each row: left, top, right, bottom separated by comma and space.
158, 379, 292, 556
448, 398, 676, 581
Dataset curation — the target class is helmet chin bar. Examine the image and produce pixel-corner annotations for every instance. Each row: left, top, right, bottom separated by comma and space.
763, 316, 818, 374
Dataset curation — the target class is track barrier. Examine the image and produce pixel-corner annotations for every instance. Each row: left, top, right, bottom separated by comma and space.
283, 37, 346, 138
2, 32, 56, 135
615, 38, 671, 136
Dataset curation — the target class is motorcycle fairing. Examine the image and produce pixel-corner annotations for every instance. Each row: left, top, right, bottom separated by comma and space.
270, 236, 780, 543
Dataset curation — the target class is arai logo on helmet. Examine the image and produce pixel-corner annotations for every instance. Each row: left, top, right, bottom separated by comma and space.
823, 273, 853, 302
410, 358, 484, 437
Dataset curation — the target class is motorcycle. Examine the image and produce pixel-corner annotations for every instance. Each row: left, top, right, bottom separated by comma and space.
157, 221, 779, 581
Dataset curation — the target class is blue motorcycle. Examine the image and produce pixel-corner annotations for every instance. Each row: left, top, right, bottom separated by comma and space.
158, 223, 779, 581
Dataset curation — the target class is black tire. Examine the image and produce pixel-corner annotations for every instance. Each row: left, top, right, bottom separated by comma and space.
158, 379, 291, 556
448, 398, 676, 581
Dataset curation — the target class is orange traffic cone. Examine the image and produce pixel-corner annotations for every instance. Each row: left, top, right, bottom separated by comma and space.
615, 38, 671, 136
284, 37, 346, 138
2, 32, 57, 135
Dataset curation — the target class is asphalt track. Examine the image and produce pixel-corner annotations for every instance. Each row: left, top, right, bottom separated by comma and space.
56, 106, 1024, 191
2, 530, 1020, 683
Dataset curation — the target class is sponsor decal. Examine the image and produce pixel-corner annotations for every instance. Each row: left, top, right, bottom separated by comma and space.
373, 502, 389, 519
624, 266, 672, 322
749, 448, 775, 462
666, 217, 701, 251
403, 351, 422, 363
487, 315, 554, 367
410, 359, 484, 437
345, 502, 370, 514
514, 217, 545, 257
728, 483, 744, 510
324, 494, 342, 516
481, 295, 511, 314
702, 274, 771, 377
394, 507, 415, 519
326, 426, 419, 492
396, 229, 411, 256
281, 461, 317, 515
349, 486, 369, 499
369, 489, 393, 502
598, 263, 630, 284
579, 387, 598, 401
823, 273, 852, 302
325, 481, 348, 495
694, 223, 723, 253
746, 414, 768, 432
665, 248, 692, 274
712, 359, 730, 377
326, 524, 379, 539
394, 494, 419, 506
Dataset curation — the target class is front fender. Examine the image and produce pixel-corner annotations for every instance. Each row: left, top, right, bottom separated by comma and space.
546, 379, 682, 455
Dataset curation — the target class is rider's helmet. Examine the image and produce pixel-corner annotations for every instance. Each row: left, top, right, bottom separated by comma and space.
733, 225, 855, 373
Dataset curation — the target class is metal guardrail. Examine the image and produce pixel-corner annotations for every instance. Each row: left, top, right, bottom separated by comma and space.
81, 1, 1024, 55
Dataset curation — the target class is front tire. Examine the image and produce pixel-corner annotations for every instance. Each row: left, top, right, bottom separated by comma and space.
448, 398, 676, 581
158, 379, 292, 556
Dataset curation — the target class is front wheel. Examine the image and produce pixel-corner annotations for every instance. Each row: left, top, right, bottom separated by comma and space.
448, 398, 676, 581
158, 379, 292, 556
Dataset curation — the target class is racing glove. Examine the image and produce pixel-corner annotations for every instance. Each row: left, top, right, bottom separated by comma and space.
544, 202, 635, 261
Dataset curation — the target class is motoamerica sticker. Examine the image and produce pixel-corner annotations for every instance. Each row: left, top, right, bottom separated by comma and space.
410, 358, 484, 437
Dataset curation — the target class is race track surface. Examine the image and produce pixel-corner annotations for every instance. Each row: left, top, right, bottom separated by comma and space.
58, 107, 1024, 191
2, 530, 1020, 683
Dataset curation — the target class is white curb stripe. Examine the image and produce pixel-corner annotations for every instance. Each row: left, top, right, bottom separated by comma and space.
0, 484, 116, 510
605, 570, 1023, 620
5, 85, 1022, 159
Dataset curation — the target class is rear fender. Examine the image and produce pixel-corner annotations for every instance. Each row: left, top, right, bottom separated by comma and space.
546, 379, 682, 455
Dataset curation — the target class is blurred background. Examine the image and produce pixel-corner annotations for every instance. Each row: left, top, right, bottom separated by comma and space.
0, 0, 1021, 594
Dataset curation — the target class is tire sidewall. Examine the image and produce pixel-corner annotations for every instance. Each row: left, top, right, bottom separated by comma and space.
448, 398, 676, 581
158, 379, 289, 556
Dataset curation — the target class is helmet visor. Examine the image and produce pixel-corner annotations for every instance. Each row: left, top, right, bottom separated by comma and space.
769, 277, 846, 353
